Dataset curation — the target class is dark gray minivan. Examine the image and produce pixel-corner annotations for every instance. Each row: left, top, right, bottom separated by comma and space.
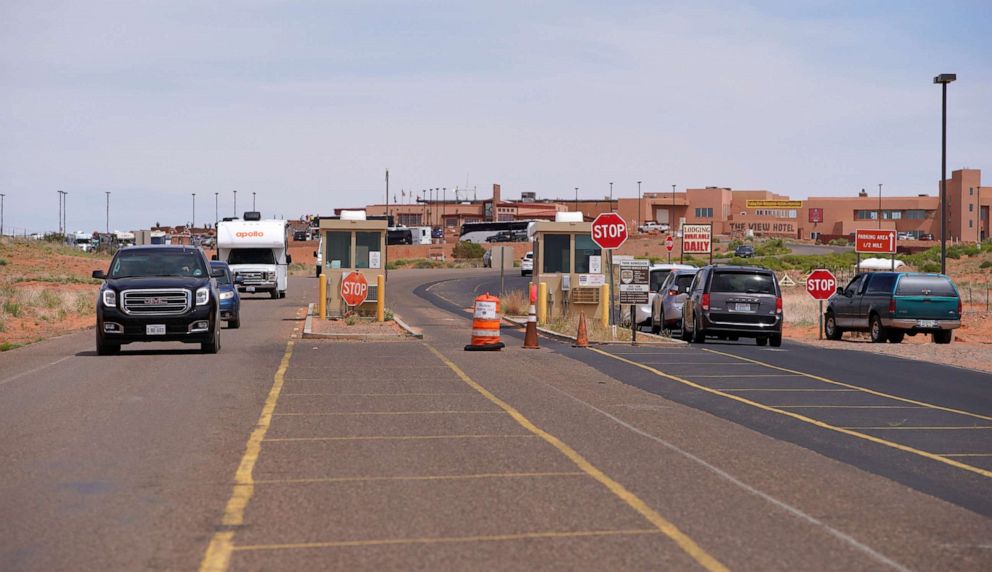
682, 265, 783, 346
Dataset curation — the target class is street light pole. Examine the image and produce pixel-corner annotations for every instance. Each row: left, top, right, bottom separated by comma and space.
609, 182, 614, 211
1, 193, 5, 236
192, 193, 196, 229
105, 191, 110, 234
252, 191, 256, 211
878, 184, 882, 229
233, 190, 238, 217
934, 73, 956, 274
214, 192, 219, 228
637, 181, 642, 231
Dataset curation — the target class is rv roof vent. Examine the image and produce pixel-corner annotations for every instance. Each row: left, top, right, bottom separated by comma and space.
556, 211, 584, 223
341, 210, 367, 221
243, 211, 262, 221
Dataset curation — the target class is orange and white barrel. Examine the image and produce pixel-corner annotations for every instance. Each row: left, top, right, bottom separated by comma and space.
464, 293, 505, 351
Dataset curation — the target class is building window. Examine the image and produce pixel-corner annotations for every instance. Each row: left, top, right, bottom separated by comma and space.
883, 210, 902, 220
574, 234, 601, 273
970, 187, 974, 196
543, 234, 570, 274
855, 210, 877, 220
969, 203, 974, 212
327, 231, 351, 269
754, 209, 797, 218
398, 213, 422, 226
969, 220, 974, 228
906, 210, 928, 220
354, 232, 381, 269
694, 207, 713, 218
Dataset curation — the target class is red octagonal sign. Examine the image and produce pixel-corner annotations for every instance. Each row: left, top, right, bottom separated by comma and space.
591, 212, 628, 250
806, 269, 837, 301
341, 272, 369, 306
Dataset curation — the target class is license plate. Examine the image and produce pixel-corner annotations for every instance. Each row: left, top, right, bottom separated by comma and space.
917, 320, 938, 328
733, 303, 754, 312
246, 286, 255, 293
146, 324, 166, 335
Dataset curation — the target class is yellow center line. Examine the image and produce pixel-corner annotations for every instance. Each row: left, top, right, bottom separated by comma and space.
199, 335, 296, 572
272, 410, 501, 416
842, 426, 992, 430
253, 471, 587, 485
776, 405, 924, 409
701, 348, 992, 422
591, 348, 992, 481
264, 434, 536, 442
689, 374, 803, 378
716, 388, 857, 392
281, 392, 475, 397
232, 528, 661, 552
939, 453, 992, 457
425, 343, 728, 572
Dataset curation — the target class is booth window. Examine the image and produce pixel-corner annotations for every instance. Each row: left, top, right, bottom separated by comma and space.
355, 231, 381, 269
574, 234, 601, 273
327, 231, 351, 269
543, 234, 570, 273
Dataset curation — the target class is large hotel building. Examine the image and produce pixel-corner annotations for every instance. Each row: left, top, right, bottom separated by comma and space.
358, 168, 989, 243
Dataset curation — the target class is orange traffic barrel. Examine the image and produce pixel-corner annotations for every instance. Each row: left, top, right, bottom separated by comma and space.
465, 293, 505, 351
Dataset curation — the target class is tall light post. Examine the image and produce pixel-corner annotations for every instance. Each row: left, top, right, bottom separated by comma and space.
574, 187, 579, 211
877, 184, 883, 229
934, 73, 956, 274
1, 193, 5, 236
233, 190, 238, 217
214, 192, 219, 228
637, 181, 643, 230
671, 184, 677, 232
105, 191, 111, 234
57, 190, 66, 235
609, 182, 614, 210
252, 191, 256, 211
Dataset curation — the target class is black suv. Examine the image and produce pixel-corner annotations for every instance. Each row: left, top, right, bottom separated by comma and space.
734, 245, 755, 258
92, 246, 223, 355
682, 265, 783, 346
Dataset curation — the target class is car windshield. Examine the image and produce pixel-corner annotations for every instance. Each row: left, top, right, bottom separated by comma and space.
896, 276, 957, 297
212, 267, 231, 285
710, 272, 776, 294
110, 250, 207, 278
228, 248, 276, 265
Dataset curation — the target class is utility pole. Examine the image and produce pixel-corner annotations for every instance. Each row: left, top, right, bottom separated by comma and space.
233, 190, 238, 217
214, 192, 219, 228
574, 187, 579, 210
442, 187, 446, 232
105, 191, 111, 234
57, 190, 64, 235
609, 182, 614, 210
192, 193, 196, 229
385, 169, 390, 225
1, 193, 5, 236
878, 184, 883, 229
637, 181, 642, 230
252, 191, 256, 211
934, 73, 956, 274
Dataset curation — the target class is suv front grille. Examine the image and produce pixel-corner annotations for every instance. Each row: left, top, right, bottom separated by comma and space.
121, 289, 191, 315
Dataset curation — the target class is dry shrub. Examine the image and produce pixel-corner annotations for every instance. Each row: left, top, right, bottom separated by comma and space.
782, 292, 821, 326
500, 289, 529, 316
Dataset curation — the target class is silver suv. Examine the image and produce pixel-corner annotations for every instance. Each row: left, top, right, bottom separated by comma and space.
681, 265, 783, 346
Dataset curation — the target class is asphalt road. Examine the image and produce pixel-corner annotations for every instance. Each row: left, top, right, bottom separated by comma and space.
2, 271, 991, 571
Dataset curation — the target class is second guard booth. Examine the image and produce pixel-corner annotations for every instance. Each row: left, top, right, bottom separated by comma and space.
318, 210, 387, 318
529, 212, 609, 325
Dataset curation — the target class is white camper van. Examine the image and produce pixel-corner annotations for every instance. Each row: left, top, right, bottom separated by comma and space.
216, 213, 291, 299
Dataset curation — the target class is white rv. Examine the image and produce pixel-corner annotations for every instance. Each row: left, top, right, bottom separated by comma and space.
216, 214, 291, 299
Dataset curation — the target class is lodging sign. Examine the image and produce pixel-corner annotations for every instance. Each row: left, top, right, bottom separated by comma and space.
855, 229, 897, 254
746, 200, 803, 209
681, 224, 712, 254
618, 259, 650, 305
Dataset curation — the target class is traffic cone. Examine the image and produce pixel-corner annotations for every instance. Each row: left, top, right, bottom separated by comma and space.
574, 313, 589, 348
523, 301, 539, 349
465, 293, 505, 351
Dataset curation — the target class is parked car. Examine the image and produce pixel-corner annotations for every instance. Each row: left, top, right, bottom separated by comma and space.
634, 264, 695, 328
387, 228, 413, 245
824, 272, 960, 344
92, 245, 223, 354
210, 260, 241, 329
521, 251, 533, 276
920, 233, 935, 241
651, 268, 699, 334
682, 265, 783, 346
734, 245, 755, 258
431, 227, 444, 239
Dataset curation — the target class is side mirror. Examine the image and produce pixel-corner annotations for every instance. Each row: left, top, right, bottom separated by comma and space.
210, 268, 225, 278
836, 286, 843, 294
286, 254, 293, 264
92, 270, 107, 280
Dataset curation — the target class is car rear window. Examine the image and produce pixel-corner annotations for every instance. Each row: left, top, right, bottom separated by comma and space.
710, 272, 776, 294
674, 274, 695, 292
865, 273, 897, 295
650, 270, 672, 292
895, 276, 957, 297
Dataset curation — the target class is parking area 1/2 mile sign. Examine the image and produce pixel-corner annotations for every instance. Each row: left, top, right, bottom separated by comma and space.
855, 229, 896, 254
618, 259, 650, 304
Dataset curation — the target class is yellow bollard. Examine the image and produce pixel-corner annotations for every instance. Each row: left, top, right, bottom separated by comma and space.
318, 273, 327, 319
376, 274, 385, 322
599, 284, 610, 329
537, 282, 548, 324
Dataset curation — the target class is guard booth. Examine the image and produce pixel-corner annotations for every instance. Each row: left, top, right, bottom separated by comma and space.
530, 213, 606, 323
319, 211, 387, 318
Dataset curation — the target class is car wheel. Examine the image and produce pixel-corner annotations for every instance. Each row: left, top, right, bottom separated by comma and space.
229, 314, 241, 329
650, 319, 661, 335
769, 334, 782, 347
270, 290, 279, 299
886, 330, 904, 344
279, 291, 286, 299
755, 336, 768, 346
691, 317, 705, 343
933, 330, 953, 344
201, 328, 221, 354
869, 314, 886, 343
824, 312, 843, 341
96, 331, 120, 355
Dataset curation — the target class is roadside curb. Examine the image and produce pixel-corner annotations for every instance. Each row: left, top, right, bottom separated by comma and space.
393, 314, 425, 339
502, 316, 685, 346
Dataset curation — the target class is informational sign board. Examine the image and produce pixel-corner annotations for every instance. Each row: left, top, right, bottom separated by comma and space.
578, 274, 606, 287
341, 271, 369, 306
589, 255, 602, 274
681, 224, 712, 254
591, 213, 628, 250
612, 254, 634, 265
665, 235, 675, 252
746, 200, 803, 209
618, 260, 650, 305
855, 229, 897, 254
808, 208, 824, 223
369, 251, 381, 269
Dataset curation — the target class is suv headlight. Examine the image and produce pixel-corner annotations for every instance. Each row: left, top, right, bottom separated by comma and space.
195, 287, 210, 306
219, 291, 234, 300
102, 289, 116, 308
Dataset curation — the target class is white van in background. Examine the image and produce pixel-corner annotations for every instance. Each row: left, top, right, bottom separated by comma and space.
216, 213, 291, 299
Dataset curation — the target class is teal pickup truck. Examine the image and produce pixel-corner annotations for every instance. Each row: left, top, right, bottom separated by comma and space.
824, 272, 961, 344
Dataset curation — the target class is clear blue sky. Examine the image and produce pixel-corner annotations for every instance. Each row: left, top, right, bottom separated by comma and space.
1, 0, 989, 234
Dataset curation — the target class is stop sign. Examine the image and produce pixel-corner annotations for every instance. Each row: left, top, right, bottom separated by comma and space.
591, 213, 628, 250
341, 272, 369, 306
806, 269, 837, 300
665, 235, 675, 252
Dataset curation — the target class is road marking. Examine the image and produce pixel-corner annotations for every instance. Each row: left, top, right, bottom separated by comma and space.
0, 355, 72, 387
591, 349, 992, 480
716, 388, 857, 392
776, 405, 925, 409
272, 410, 501, 416
199, 337, 296, 572
232, 528, 661, 552
637, 361, 757, 366
425, 343, 728, 572
940, 453, 992, 457
690, 374, 803, 378
281, 392, 475, 397
841, 426, 992, 430
701, 348, 992, 422
264, 434, 536, 442
254, 471, 586, 485
537, 373, 911, 572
